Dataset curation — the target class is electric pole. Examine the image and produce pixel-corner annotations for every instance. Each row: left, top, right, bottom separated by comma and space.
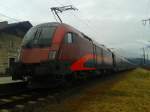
147, 53, 149, 62
142, 18, 150, 25
142, 47, 146, 65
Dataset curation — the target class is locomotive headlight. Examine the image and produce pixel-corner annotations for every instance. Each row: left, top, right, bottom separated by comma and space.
48, 51, 56, 60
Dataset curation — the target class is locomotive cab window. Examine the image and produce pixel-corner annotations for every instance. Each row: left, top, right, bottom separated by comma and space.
38, 27, 56, 46
64, 32, 74, 44
22, 26, 56, 48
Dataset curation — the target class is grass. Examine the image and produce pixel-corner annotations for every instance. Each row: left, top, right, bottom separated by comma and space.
34, 68, 150, 112
0, 33, 22, 73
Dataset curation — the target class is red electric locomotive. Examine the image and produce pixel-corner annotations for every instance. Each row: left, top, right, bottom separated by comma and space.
9, 22, 118, 84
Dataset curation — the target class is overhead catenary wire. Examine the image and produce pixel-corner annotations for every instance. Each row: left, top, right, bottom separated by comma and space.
64, 0, 99, 31
0, 4, 30, 23
0, 12, 21, 22
145, 0, 150, 17
72, 13, 99, 37
0, 5, 19, 22
52, 0, 100, 38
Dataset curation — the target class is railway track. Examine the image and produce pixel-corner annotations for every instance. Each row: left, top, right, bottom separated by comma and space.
0, 89, 58, 111
0, 71, 131, 112
0, 80, 70, 111
0, 80, 85, 111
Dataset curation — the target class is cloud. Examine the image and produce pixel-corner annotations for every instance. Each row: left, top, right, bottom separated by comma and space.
0, 0, 150, 58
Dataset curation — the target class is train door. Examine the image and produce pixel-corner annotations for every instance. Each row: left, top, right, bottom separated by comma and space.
93, 43, 97, 68
96, 46, 104, 69
59, 32, 78, 62
112, 53, 116, 68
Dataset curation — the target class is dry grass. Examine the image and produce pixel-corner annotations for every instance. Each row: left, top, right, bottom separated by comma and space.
36, 68, 150, 112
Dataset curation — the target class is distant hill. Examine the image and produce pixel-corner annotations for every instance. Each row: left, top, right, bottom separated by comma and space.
128, 58, 150, 67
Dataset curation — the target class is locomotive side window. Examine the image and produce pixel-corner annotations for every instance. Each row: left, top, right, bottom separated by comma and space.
68, 33, 73, 43
64, 32, 74, 44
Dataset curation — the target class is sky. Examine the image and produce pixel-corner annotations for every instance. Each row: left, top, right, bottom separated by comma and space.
0, 0, 150, 58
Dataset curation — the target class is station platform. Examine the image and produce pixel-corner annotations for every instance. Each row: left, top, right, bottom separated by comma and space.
0, 76, 22, 84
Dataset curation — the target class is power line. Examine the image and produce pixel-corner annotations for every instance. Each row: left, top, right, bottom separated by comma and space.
0, 12, 20, 22
145, 0, 150, 17
52, 0, 99, 38
72, 13, 98, 37
54, 0, 64, 6
143, 47, 146, 64
65, 0, 100, 37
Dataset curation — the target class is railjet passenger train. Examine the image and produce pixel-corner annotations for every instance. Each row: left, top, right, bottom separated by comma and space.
9, 22, 134, 84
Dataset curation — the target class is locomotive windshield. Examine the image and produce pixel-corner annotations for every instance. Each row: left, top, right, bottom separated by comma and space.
22, 26, 56, 48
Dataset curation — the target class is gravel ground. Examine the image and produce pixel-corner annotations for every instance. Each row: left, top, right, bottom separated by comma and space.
29, 68, 150, 112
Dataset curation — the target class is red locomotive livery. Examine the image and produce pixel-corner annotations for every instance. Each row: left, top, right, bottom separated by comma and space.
9, 22, 134, 83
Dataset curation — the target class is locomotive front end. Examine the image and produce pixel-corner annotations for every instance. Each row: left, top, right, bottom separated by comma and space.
9, 23, 65, 81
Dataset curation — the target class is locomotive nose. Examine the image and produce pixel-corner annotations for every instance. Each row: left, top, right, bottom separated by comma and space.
19, 24, 57, 64
20, 48, 50, 64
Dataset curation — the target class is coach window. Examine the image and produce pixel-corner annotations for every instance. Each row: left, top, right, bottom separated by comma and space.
65, 32, 73, 44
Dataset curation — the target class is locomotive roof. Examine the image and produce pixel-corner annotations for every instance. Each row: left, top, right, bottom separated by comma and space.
33, 22, 133, 65
33, 23, 117, 51
34, 22, 91, 39
33, 22, 61, 28
33, 22, 83, 34
33, 22, 78, 30
35, 22, 111, 50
